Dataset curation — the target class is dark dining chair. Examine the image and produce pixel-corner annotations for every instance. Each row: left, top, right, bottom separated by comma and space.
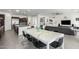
50, 38, 63, 48
32, 37, 46, 49
22, 31, 32, 41
40, 25, 43, 29
22, 31, 27, 37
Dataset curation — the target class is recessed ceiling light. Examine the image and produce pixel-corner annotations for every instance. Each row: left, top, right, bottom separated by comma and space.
16, 10, 20, 12
8, 10, 11, 11
26, 9, 31, 12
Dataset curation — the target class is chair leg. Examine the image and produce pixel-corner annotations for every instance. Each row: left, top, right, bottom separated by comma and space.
61, 42, 64, 49
23, 36, 25, 40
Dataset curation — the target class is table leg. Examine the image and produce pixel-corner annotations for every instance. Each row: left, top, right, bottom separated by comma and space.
47, 43, 50, 49
61, 42, 64, 49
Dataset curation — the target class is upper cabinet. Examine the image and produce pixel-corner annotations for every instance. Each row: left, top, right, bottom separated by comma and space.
11, 17, 20, 25
19, 18, 28, 25
0, 14, 5, 27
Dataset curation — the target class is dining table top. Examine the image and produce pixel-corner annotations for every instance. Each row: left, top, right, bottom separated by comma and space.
24, 28, 64, 44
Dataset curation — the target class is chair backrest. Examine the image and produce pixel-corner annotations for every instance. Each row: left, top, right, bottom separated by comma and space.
26, 34, 30, 39
72, 24, 74, 27
40, 25, 43, 29
22, 31, 26, 37
31, 26, 34, 28
58, 38, 63, 47
58, 24, 60, 27
32, 37, 38, 43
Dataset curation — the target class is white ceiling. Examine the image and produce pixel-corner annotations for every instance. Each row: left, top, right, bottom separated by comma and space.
0, 9, 79, 16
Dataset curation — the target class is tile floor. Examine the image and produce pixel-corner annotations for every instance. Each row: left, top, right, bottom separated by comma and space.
0, 30, 79, 49
64, 35, 79, 49
0, 30, 37, 49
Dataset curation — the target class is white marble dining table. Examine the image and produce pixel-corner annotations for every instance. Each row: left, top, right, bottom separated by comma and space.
24, 28, 64, 49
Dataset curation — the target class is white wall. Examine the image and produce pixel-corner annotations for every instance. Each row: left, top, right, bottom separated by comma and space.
71, 13, 79, 27
28, 14, 73, 27
27, 15, 38, 28
28, 16, 32, 25
37, 14, 49, 28
52, 14, 73, 26
46, 13, 78, 27
0, 12, 12, 31
5, 13, 12, 31
32, 16, 38, 27
26, 13, 79, 28
28, 14, 55, 28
